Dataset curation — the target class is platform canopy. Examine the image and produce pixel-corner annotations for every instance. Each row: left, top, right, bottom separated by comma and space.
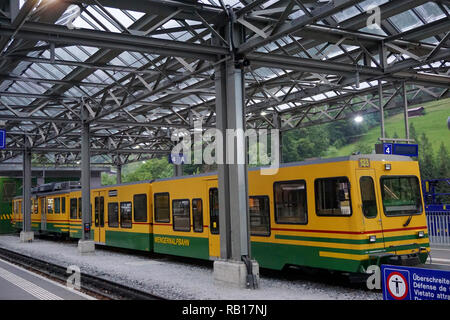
0, 0, 448, 166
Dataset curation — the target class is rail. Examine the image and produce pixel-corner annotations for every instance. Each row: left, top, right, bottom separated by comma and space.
0, 246, 164, 300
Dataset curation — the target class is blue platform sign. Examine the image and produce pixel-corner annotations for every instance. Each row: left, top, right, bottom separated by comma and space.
0, 130, 5, 149
383, 143, 393, 155
382, 143, 418, 157
382, 265, 450, 300
168, 153, 186, 165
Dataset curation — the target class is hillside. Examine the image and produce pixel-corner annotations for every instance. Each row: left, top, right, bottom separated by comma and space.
326, 97, 450, 157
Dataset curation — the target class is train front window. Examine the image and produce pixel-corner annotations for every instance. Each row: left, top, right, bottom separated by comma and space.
360, 177, 377, 218
380, 176, 422, 216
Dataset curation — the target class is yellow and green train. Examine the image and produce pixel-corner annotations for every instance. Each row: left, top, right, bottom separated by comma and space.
12, 154, 430, 274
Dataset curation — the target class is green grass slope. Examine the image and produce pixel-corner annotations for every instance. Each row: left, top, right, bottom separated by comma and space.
326, 98, 450, 157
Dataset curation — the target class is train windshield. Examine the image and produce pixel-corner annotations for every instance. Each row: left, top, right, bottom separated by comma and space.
380, 176, 422, 216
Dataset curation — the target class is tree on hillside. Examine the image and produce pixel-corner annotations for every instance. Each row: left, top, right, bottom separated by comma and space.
282, 126, 330, 162
418, 132, 435, 180
123, 157, 173, 182
436, 142, 450, 179
409, 122, 418, 143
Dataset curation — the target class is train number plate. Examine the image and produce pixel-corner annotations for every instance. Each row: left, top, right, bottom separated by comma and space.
359, 158, 370, 168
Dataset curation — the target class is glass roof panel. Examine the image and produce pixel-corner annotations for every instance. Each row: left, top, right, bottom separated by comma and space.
389, 10, 423, 32
333, 6, 360, 23
415, 2, 446, 22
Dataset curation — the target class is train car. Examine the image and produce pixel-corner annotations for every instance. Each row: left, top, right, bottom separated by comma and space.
12, 154, 430, 274
12, 182, 79, 237
88, 181, 153, 251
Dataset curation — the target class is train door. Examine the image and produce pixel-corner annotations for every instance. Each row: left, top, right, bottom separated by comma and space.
356, 169, 385, 248
40, 197, 47, 231
93, 191, 106, 243
206, 180, 220, 259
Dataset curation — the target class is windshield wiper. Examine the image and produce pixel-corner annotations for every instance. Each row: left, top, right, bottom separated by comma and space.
403, 214, 413, 227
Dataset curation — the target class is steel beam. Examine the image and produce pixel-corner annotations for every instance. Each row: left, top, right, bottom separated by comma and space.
238, 0, 360, 54
0, 18, 227, 60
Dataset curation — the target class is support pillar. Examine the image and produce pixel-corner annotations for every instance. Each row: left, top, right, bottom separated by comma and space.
378, 80, 385, 139
78, 107, 94, 254
116, 163, 122, 184
212, 26, 259, 289
20, 137, 33, 242
173, 164, 182, 177
402, 82, 410, 141
273, 113, 283, 163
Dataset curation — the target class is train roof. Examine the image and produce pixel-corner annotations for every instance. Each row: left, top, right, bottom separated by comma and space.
150, 154, 413, 183
13, 154, 414, 198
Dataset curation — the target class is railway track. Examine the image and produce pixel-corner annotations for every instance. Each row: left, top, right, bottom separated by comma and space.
0, 246, 164, 300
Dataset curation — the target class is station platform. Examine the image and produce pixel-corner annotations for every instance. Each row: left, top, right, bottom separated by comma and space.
0, 257, 93, 300
0, 235, 382, 300
426, 246, 450, 269
1, 235, 448, 300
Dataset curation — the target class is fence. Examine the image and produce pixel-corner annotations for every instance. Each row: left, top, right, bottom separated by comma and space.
426, 205, 450, 245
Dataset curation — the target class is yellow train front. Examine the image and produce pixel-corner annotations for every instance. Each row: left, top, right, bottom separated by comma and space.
11, 154, 430, 274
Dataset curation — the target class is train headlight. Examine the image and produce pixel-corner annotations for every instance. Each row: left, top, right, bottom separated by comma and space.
384, 163, 391, 170
369, 235, 377, 243
417, 231, 425, 238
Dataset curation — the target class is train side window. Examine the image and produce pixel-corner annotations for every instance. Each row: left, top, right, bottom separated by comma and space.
32, 199, 38, 214
192, 199, 203, 233
77, 197, 82, 219
55, 197, 60, 214
209, 188, 219, 234
360, 177, 377, 218
133, 194, 147, 222
61, 197, 66, 214
47, 198, 54, 214
274, 180, 307, 224
249, 196, 270, 236
172, 199, 190, 232
70, 198, 77, 219
120, 202, 132, 228
108, 202, 119, 228
315, 177, 352, 216
154, 193, 170, 223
